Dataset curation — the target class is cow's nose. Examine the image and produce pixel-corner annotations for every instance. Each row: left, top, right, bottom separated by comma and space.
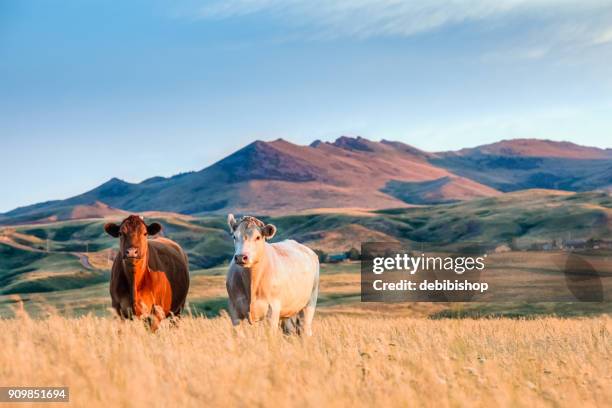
235, 254, 248, 264
125, 247, 139, 258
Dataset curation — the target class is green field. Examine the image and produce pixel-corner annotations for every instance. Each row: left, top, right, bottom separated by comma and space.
0, 190, 610, 318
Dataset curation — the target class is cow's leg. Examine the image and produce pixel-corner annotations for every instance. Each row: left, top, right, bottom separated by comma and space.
227, 299, 249, 338
141, 305, 163, 332
168, 307, 183, 328
281, 317, 296, 335
294, 310, 304, 335
144, 315, 159, 332
169, 314, 181, 328
267, 300, 281, 331
118, 296, 133, 319
153, 304, 165, 322
227, 299, 242, 326
301, 305, 315, 337
300, 276, 319, 336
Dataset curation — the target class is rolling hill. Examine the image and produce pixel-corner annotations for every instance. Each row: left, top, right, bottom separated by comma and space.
1, 137, 610, 224
1, 189, 610, 317
1, 189, 609, 284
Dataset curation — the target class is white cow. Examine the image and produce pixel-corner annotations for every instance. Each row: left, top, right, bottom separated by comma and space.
225, 214, 319, 336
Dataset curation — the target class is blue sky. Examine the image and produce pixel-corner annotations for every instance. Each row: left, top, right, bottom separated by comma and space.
1, 0, 611, 212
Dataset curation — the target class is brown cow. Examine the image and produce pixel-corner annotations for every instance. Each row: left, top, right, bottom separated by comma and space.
104, 215, 189, 330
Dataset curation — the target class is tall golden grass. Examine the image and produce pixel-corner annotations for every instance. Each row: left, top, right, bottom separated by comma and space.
0, 313, 610, 407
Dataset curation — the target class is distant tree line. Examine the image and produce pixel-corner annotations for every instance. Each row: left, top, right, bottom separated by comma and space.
313, 247, 361, 263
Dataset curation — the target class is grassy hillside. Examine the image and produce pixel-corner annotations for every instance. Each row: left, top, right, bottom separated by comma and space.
375, 190, 610, 248
0, 190, 609, 317
0, 244, 108, 295
1, 189, 609, 273
272, 190, 611, 250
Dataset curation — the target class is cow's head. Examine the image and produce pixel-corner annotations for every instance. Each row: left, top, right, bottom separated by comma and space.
227, 214, 276, 268
104, 215, 162, 270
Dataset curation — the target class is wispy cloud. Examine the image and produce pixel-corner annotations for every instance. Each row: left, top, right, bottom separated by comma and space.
194, 1, 608, 37
592, 27, 612, 45
184, 0, 612, 58
195, 0, 531, 39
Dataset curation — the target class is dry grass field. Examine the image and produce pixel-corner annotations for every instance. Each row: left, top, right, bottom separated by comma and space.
1, 313, 610, 408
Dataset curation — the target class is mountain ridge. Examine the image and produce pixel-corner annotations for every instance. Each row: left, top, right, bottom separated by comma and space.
446, 138, 612, 159
1, 137, 610, 224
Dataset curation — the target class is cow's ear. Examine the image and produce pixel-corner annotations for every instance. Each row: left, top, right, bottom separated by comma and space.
262, 224, 276, 240
147, 222, 162, 236
104, 223, 120, 238
227, 214, 238, 232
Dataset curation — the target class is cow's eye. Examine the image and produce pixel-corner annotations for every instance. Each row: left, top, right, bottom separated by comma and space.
256, 236, 261, 240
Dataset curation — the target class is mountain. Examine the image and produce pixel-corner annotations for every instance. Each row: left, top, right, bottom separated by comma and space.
452, 139, 612, 159
0, 201, 129, 226
1, 137, 610, 224
431, 139, 612, 193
